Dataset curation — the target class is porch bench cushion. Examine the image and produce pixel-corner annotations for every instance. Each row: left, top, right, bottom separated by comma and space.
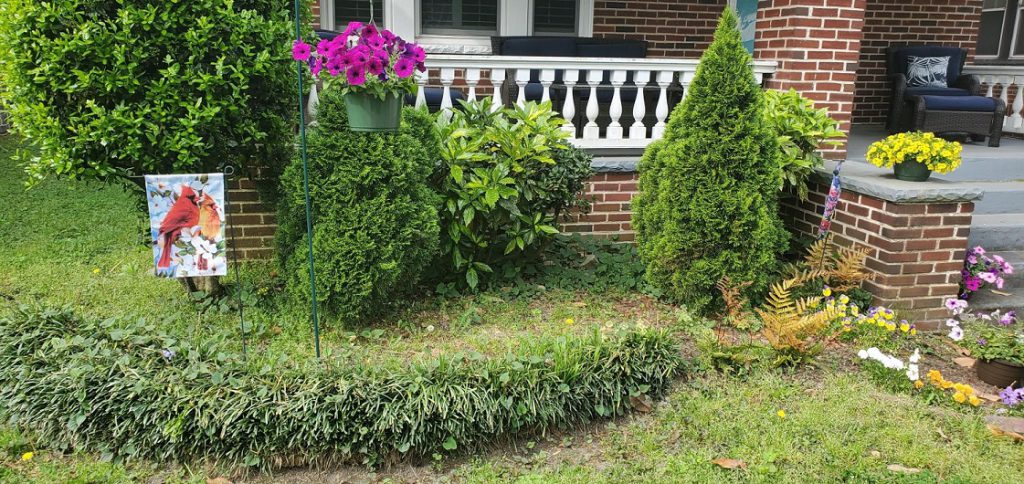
906, 86, 970, 97
919, 95, 998, 112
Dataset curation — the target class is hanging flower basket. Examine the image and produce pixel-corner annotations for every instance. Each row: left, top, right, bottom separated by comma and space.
292, 21, 426, 134
344, 91, 403, 132
866, 131, 962, 182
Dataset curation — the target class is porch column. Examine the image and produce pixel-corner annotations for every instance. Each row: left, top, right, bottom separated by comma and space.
755, 0, 868, 160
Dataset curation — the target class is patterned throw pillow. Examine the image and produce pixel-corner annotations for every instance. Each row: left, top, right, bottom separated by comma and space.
906, 56, 950, 88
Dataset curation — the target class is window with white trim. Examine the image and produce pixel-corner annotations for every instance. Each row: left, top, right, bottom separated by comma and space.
334, 0, 383, 25
533, 0, 577, 35
421, 0, 499, 34
976, 0, 1024, 62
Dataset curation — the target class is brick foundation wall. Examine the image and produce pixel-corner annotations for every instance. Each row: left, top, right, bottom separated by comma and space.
851, 0, 982, 125
562, 172, 639, 241
592, 0, 726, 58
754, 0, 868, 160
226, 179, 277, 260
781, 181, 974, 328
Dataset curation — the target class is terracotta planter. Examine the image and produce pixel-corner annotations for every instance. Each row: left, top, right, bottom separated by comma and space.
893, 159, 932, 182
344, 91, 403, 132
975, 358, 1024, 389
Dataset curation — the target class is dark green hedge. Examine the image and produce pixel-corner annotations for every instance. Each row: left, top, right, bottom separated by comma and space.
0, 306, 682, 469
276, 89, 440, 322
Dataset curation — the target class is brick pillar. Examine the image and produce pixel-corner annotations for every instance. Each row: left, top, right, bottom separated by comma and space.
782, 181, 977, 329
755, 0, 868, 159
226, 179, 277, 260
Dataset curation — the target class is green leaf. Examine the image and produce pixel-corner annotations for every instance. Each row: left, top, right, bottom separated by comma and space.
465, 267, 479, 289
442, 437, 458, 451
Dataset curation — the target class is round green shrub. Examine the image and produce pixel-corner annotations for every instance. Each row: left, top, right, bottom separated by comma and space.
276, 89, 439, 323
632, 9, 788, 314
0, 0, 294, 190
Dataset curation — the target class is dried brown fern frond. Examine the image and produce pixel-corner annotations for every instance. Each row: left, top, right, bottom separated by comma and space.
716, 276, 753, 321
756, 275, 845, 353
829, 245, 872, 291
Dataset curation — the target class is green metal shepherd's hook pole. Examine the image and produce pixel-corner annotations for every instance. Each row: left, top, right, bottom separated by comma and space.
292, 0, 321, 358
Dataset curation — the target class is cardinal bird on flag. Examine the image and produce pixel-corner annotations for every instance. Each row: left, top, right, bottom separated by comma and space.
197, 194, 222, 242
156, 186, 201, 269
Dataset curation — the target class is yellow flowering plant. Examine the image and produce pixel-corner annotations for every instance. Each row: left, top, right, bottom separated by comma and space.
866, 131, 963, 174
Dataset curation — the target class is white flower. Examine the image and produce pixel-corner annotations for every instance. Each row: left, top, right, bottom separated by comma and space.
946, 318, 960, 327
908, 349, 920, 363
906, 364, 920, 381
858, 350, 868, 359
948, 326, 964, 341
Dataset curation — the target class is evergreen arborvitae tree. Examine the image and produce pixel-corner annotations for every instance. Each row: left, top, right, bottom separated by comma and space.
632, 8, 788, 314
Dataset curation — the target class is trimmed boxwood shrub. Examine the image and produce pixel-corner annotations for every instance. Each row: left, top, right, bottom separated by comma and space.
0, 305, 682, 469
632, 9, 788, 314
0, 0, 295, 193
276, 88, 440, 322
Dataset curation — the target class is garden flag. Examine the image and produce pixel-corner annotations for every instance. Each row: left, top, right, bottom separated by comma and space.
145, 174, 227, 278
818, 161, 844, 239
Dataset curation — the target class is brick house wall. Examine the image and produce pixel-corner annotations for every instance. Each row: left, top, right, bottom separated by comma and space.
754, 0, 867, 160
562, 172, 639, 241
592, 0, 726, 58
851, 0, 982, 125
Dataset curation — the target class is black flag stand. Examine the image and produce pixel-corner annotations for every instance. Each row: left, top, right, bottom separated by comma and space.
222, 165, 248, 359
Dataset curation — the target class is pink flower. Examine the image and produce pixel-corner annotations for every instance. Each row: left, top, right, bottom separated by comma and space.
964, 276, 981, 292
394, 56, 415, 78
366, 35, 386, 51
311, 57, 324, 76
346, 65, 367, 85
348, 46, 370, 66
316, 39, 331, 56
1004, 262, 1015, 274
973, 246, 986, 255
366, 56, 385, 76
361, 24, 379, 39
979, 271, 997, 283
325, 57, 344, 76
966, 255, 977, 265
1000, 311, 1017, 326
404, 44, 426, 63
996, 277, 1005, 289
292, 40, 312, 61
342, 21, 364, 38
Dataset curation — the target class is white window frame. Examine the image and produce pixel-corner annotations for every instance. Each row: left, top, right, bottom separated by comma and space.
320, 0, 594, 54
977, 1, 1010, 60
1010, 4, 1024, 59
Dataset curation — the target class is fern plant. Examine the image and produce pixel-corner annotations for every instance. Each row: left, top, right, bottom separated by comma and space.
756, 270, 844, 353
797, 236, 872, 291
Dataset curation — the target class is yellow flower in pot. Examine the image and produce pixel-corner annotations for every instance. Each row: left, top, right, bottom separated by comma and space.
866, 131, 963, 182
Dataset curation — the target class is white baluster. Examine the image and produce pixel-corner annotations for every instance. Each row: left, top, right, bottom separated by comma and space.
984, 75, 995, 98
440, 68, 455, 118
583, 70, 602, 140
652, 71, 673, 139
415, 69, 428, 109
306, 82, 320, 123
562, 69, 579, 137
606, 70, 627, 139
540, 69, 555, 103
489, 68, 505, 112
515, 69, 531, 107
466, 68, 480, 102
1011, 77, 1024, 131
680, 70, 696, 100
629, 70, 650, 140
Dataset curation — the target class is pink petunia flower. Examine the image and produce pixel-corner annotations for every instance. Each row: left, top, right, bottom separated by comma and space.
348, 46, 370, 66
979, 271, 997, 283
292, 40, 312, 61
973, 246, 986, 255
325, 57, 344, 76
966, 255, 978, 265
311, 57, 324, 76
366, 56, 385, 76
964, 276, 981, 292
342, 21, 364, 38
361, 23, 379, 39
316, 39, 332, 56
366, 35, 386, 51
394, 56, 415, 78
346, 65, 367, 85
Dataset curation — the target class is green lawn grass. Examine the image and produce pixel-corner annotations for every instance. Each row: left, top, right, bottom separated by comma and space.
1, 133, 1021, 483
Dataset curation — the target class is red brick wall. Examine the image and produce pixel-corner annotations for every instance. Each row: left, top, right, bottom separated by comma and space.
311, 1, 321, 29
226, 180, 278, 260
562, 172, 638, 241
755, 0, 868, 160
782, 182, 974, 327
592, 0, 727, 58
851, 0, 982, 124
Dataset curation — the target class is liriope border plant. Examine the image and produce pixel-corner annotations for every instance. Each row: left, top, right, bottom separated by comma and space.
0, 305, 682, 471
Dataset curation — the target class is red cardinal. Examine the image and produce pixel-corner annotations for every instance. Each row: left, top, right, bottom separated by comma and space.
156, 185, 201, 269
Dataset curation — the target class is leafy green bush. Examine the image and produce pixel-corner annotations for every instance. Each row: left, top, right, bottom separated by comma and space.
432, 99, 594, 289
0, 305, 682, 469
632, 9, 788, 315
0, 0, 294, 192
276, 89, 439, 322
763, 89, 845, 200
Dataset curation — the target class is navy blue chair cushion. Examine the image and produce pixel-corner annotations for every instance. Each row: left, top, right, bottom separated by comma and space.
892, 46, 964, 86
919, 95, 997, 112
404, 88, 466, 109
499, 37, 578, 56
906, 87, 969, 97
575, 41, 646, 58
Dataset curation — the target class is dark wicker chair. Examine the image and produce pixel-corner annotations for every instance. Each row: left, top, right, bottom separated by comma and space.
886, 46, 981, 133
908, 95, 1005, 147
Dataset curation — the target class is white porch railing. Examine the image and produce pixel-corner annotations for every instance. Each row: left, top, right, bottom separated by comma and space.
963, 65, 1024, 134
416, 54, 778, 150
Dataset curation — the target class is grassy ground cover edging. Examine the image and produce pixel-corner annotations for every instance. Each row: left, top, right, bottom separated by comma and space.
0, 305, 683, 471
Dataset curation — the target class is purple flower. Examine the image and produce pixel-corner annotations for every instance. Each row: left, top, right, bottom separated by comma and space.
361, 23, 379, 39
394, 56, 415, 78
366, 35, 386, 51
964, 276, 981, 292
325, 56, 344, 76
974, 246, 986, 255
161, 348, 175, 360
999, 386, 1023, 406
311, 57, 324, 76
966, 255, 978, 265
366, 56, 385, 76
977, 338, 987, 346
292, 40, 312, 61
316, 39, 331, 56
404, 44, 426, 63
342, 21, 364, 38
1000, 311, 1017, 326
346, 65, 367, 85
980, 271, 997, 283
348, 46, 370, 66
